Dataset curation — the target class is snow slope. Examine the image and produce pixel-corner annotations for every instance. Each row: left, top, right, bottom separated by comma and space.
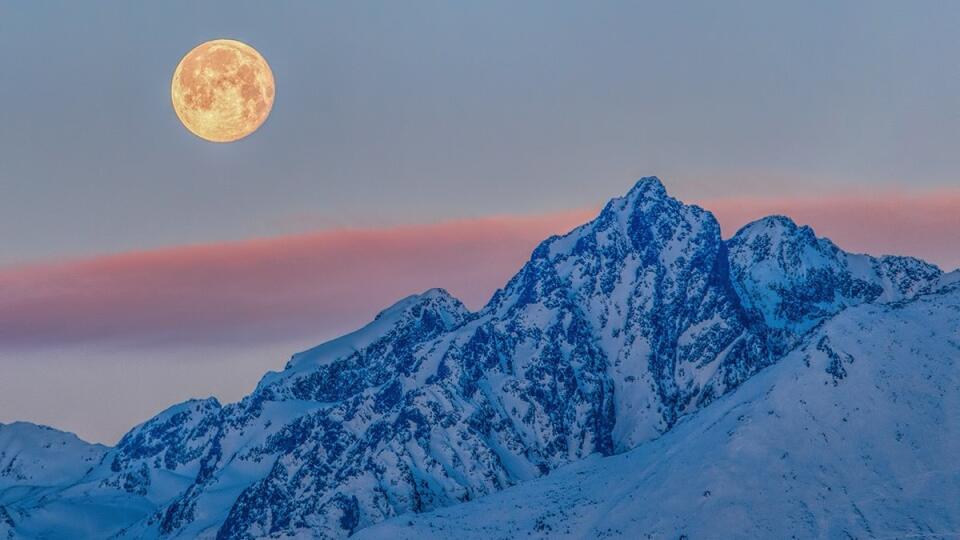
0, 422, 106, 496
361, 283, 960, 539
0, 423, 114, 539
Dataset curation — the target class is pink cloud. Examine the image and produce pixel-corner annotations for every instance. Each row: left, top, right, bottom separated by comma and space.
1, 189, 956, 349
0, 210, 595, 347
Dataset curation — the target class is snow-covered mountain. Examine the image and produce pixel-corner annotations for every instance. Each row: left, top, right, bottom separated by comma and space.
0, 177, 952, 539
0, 423, 106, 495
0, 423, 108, 538
726, 215, 941, 331
360, 281, 960, 539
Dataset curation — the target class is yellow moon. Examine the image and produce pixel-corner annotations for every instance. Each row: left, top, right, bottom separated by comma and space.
171, 39, 275, 143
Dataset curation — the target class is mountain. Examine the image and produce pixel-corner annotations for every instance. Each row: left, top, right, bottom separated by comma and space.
0, 423, 108, 538
726, 215, 941, 331
0, 177, 950, 539
360, 280, 960, 539
0, 423, 106, 494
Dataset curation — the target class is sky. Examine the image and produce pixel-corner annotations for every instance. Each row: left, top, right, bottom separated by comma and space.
1, 1, 959, 444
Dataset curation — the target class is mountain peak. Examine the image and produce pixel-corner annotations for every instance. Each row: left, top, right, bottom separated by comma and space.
748, 214, 796, 227
268, 287, 470, 384
373, 287, 466, 322
489, 173, 720, 315
733, 214, 819, 246
0, 421, 107, 492
0, 421, 102, 448
625, 175, 667, 198
727, 213, 940, 330
602, 176, 673, 224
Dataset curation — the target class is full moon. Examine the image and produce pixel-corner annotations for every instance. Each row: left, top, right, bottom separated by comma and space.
171, 39, 275, 143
